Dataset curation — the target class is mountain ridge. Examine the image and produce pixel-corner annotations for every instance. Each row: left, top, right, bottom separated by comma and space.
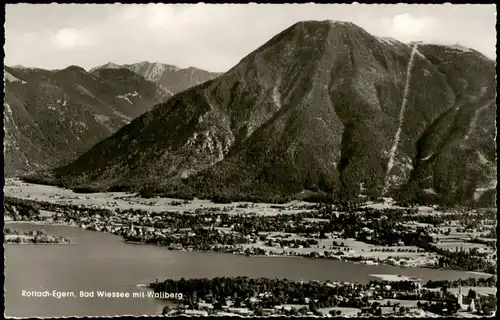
25, 20, 496, 207
90, 61, 222, 94
3, 65, 172, 177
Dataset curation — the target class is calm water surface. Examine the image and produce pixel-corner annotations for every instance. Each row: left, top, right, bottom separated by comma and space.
4, 223, 488, 317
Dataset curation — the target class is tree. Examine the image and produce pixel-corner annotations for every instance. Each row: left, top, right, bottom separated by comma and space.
234, 297, 242, 308
288, 308, 299, 316
309, 300, 318, 312
213, 301, 223, 310
162, 306, 171, 315
371, 301, 380, 310
254, 308, 264, 316
467, 289, 477, 300
299, 306, 309, 314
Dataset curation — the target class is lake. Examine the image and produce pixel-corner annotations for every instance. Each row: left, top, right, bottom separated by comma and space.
4, 222, 489, 317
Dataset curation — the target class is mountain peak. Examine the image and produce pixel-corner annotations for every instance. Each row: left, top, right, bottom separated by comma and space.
39, 20, 496, 207
291, 19, 368, 35
63, 65, 87, 73
89, 62, 123, 72
132, 61, 179, 70
103, 62, 123, 69
296, 19, 357, 27
232, 19, 380, 75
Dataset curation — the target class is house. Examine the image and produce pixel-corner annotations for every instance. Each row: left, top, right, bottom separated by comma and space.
215, 312, 240, 316
261, 308, 276, 315
226, 307, 254, 315
248, 297, 259, 303
362, 227, 373, 234
184, 309, 208, 316
197, 302, 214, 310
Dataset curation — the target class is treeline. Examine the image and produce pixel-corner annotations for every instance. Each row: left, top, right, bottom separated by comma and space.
417, 242, 496, 274
3, 196, 42, 220
124, 228, 249, 250
152, 277, 373, 312
4, 227, 71, 244
138, 175, 377, 205
151, 276, 493, 317
424, 277, 496, 288
4, 196, 115, 220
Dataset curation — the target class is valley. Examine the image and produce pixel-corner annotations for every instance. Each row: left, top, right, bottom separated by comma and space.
4, 178, 496, 317
4, 179, 496, 273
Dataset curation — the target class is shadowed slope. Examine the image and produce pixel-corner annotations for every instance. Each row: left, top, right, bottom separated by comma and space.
4, 66, 171, 177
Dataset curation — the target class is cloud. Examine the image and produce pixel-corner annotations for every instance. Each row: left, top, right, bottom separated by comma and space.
145, 5, 177, 30
116, 4, 177, 31
50, 28, 94, 49
381, 13, 441, 42
5, 4, 496, 70
393, 14, 427, 37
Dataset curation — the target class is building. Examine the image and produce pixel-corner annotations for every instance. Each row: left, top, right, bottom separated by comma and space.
457, 287, 476, 312
184, 309, 209, 316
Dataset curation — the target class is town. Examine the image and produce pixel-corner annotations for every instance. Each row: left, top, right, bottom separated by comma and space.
150, 276, 496, 317
3, 189, 496, 274
3, 180, 497, 317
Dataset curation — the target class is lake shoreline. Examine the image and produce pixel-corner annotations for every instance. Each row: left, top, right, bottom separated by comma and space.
4, 225, 73, 245
4, 220, 496, 278
5, 222, 496, 318
5, 242, 76, 245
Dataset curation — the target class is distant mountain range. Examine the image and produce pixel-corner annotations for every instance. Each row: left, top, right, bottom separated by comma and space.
3, 62, 219, 177
3, 65, 171, 177
90, 61, 222, 95
23, 21, 497, 207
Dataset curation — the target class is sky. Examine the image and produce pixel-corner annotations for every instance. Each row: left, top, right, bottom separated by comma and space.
4, 4, 497, 72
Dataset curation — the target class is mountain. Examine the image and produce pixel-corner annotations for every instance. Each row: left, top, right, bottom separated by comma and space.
90, 61, 222, 94
28, 21, 496, 207
3, 65, 172, 177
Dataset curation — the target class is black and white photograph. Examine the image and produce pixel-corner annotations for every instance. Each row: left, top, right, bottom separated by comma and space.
2, 3, 497, 318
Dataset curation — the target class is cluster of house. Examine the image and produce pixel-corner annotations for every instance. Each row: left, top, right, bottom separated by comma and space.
163, 278, 490, 318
